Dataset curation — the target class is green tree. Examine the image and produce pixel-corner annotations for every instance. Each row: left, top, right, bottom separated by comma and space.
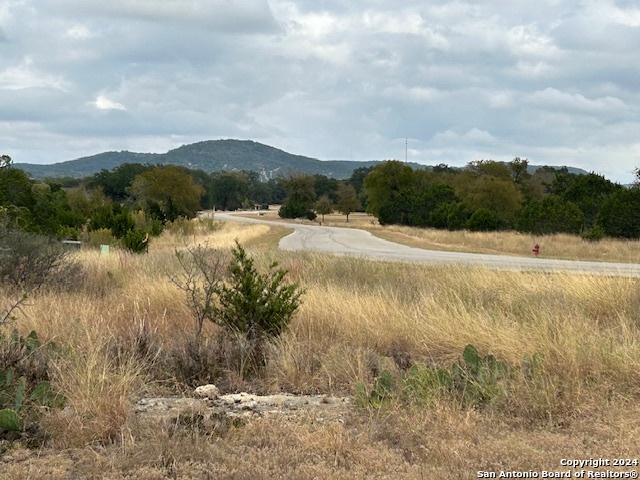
348, 166, 374, 211
515, 196, 585, 235
408, 183, 457, 227
348, 166, 375, 194
547, 172, 622, 227
445, 202, 468, 230
30, 183, 81, 236
364, 160, 414, 219
315, 195, 333, 223
466, 160, 511, 179
211, 172, 249, 211
0, 167, 34, 212
466, 208, 501, 231
596, 189, 640, 238
313, 174, 339, 203
508, 157, 531, 184
88, 163, 154, 201
279, 174, 316, 219
129, 165, 204, 221
336, 183, 360, 222
458, 175, 523, 226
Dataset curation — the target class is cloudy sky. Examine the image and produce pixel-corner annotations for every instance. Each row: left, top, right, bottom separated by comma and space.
1, 1, 639, 183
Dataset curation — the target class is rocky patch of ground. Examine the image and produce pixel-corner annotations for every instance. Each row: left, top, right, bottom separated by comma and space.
135, 386, 352, 426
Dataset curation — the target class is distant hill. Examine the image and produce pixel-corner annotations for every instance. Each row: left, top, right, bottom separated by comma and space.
14, 139, 590, 180
15, 151, 162, 179
14, 139, 422, 180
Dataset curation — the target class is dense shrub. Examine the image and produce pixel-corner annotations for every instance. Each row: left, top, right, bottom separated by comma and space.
595, 188, 640, 239
466, 208, 500, 231
121, 229, 148, 253
170, 241, 304, 382
515, 196, 585, 235
278, 201, 315, 220
216, 242, 304, 341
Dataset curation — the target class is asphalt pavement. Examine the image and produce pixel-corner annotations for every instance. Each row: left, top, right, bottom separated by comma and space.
213, 212, 640, 277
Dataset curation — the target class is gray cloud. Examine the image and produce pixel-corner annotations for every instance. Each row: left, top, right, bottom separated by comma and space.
1, 0, 639, 183
46, 0, 279, 34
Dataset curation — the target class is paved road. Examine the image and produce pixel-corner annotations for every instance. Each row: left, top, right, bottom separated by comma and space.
214, 212, 640, 277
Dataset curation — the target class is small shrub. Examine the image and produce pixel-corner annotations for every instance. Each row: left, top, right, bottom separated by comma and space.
196, 218, 220, 233
401, 365, 451, 405
0, 230, 84, 293
279, 202, 315, 220
131, 209, 164, 237
216, 241, 304, 341
169, 242, 228, 341
170, 241, 304, 383
581, 225, 605, 242
121, 229, 148, 253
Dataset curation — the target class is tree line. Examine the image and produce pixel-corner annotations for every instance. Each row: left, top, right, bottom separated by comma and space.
361, 159, 640, 239
0, 156, 367, 250
2, 154, 640, 249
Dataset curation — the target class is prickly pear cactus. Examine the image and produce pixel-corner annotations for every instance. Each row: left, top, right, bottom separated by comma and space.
0, 408, 20, 432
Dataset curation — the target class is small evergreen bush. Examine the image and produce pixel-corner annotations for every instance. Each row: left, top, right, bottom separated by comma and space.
216, 241, 304, 341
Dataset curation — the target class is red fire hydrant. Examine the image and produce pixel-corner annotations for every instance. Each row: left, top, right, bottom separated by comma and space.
532, 244, 540, 256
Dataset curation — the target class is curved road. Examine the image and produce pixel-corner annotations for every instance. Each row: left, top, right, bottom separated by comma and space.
214, 212, 640, 277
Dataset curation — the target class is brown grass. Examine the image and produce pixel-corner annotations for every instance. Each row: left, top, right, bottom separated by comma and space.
2, 216, 640, 478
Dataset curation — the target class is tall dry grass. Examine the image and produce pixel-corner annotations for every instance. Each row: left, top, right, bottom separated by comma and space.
267, 252, 640, 418
372, 224, 640, 263
3, 217, 640, 477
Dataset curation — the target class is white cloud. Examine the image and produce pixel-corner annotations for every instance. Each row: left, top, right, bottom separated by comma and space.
93, 94, 126, 111
0, 58, 68, 91
65, 24, 92, 39
433, 128, 498, 146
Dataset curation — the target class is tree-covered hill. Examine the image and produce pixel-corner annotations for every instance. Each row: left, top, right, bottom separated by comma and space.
14, 139, 422, 180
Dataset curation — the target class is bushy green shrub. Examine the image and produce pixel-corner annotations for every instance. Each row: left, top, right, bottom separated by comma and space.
581, 225, 605, 242
279, 201, 316, 221
121, 229, 148, 253
170, 241, 304, 382
466, 208, 500, 231
215, 241, 304, 341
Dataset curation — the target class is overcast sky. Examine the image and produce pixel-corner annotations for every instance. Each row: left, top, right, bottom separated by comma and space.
1, 1, 639, 183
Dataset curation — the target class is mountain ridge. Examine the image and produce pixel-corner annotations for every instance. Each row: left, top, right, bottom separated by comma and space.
13, 139, 590, 180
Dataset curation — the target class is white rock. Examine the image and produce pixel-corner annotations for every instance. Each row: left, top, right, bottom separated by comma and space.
194, 384, 220, 400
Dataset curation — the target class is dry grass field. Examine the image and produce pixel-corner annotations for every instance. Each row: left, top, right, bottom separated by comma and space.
1, 218, 639, 479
